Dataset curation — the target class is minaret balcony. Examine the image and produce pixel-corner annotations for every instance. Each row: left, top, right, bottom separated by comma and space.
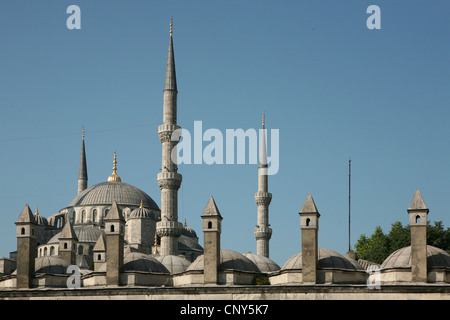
158, 124, 181, 143
156, 221, 183, 237
157, 172, 182, 190
254, 192, 272, 206
254, 227, 272, 240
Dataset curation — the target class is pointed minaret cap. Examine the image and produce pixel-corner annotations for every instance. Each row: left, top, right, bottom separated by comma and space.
201, 196, 223, 219
15, 204, 37, 224
299, 193, 320, 215
105, 200, 125, 221
93, 233, 106, 251
59, 219, 78, 241
164, 18, 177, 92
408, 189, 429, 212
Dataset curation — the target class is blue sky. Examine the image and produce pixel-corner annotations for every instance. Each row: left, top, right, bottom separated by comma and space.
0, 1, 449, 267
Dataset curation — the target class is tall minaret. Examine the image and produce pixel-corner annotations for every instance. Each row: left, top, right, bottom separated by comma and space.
156, 18, 183, 256
78, 127, 88, 194
254, 114, 272, 257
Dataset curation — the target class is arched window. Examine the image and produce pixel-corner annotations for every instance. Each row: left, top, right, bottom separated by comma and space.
64, 242, 68, 250
50, 246, 55, 256
44, 247, 48, 256
21, 227, 25, 235
93, 209, 98, 223
78, 245, 83, 254
110, 224, 115, 232
97, 254, 102, 261
82, 210, 86, 223
73, 211, 77, 224
208, 221, 212, 229
416, 215, 421, 223
306, 218, 311, 227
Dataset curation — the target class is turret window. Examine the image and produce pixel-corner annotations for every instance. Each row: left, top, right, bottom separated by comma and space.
416, 215, 421, 223
306, 218, 311, 227
208, 221, 212, 229
111, 225, 115, 232
21, 227, 25, 235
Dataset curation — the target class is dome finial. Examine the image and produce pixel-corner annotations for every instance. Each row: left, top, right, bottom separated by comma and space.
153, 233, 159, 255
107, 151, 122, 182
35, 205, 39, 216
139, 199, 143, 209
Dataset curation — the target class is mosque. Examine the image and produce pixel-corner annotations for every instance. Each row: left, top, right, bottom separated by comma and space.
0, 20, 449, 299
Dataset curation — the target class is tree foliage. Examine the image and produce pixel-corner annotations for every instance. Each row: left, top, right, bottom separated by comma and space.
354, 221, 450, 264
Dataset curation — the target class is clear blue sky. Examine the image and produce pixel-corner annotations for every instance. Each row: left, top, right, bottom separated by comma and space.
0, 1, 449, 266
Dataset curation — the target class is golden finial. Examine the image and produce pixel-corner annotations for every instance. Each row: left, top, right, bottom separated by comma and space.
153, 233, 159, 255
107, 150, 122, 182
170, 17, 173, 35
139, 199, 143, 209
184, 218, 187, 227
82, 127, 85, 140
35, 205, 39, 216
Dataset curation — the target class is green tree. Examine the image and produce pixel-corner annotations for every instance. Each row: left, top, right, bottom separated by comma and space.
354, 221, 449, 264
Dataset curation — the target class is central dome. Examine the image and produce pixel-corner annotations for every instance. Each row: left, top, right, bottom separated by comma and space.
67, 181, 159, 210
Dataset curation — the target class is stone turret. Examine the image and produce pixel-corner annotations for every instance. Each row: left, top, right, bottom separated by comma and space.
299, 193, 320, 284
201, 196, 223, 284
93, 233, 106, 272
104, 200, 125, 285
254, 114, 272, 257
408, 189, 429, 282
156, 18, 183, 256
58, 218, 78, 265
15, 204, 37, 288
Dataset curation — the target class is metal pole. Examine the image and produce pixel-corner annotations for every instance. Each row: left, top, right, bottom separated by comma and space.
348, 159, 351, 251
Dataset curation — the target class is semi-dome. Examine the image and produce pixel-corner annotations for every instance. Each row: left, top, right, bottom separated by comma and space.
67, 181, 159, 210
48, 226, 103, 244
34, 213, 48, 226
187, 249, 260, 273
155, 255, 191, 274
282, 248, 364, 271
381, 245, 450, 270
122, 252, 169, 273
35, 256, 70, 274
243, 253, 281, 273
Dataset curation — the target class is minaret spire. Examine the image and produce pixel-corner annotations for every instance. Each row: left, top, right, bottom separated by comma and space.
254, 114, 272, 257
78, 127, 88, 194
156, 19, 183, 256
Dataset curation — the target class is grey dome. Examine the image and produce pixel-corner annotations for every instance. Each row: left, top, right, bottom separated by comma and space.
155, 255, 191, 274
129, 206, 157, 220
282, 248, 364, 271
187, 249, 260, 273
381, 245, 450, 270
34, 214, 48, 226
122, 252, 169, 273
182, 224, 198, 239
243, 253, 281, 273
35, 256, 70, 274
48, 226, 103, 244
178, 235, 203, 252
67, 181, 159, 210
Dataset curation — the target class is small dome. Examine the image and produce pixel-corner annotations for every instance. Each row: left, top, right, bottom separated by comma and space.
129, 206, 157, 220
182, 224, 198, 239
243, 253, 281, 273
187, 249, 260, 273
35, 256, 70, 275
282, 248, 364, 271
155, 255, 191, 274
122, 252, 169, 273
48, 226, 103, 244
381, 245, 450, 270
178, 235, 203, 252
34, 213, 48, 226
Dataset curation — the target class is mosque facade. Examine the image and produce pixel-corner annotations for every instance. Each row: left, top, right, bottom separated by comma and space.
0, 21, 449, 299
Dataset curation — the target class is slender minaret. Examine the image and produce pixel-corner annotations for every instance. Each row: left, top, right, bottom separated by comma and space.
408, 189, 429, 283
254, 114, 272, 257
78, 127, 88, 194
156, 18, 183, 256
